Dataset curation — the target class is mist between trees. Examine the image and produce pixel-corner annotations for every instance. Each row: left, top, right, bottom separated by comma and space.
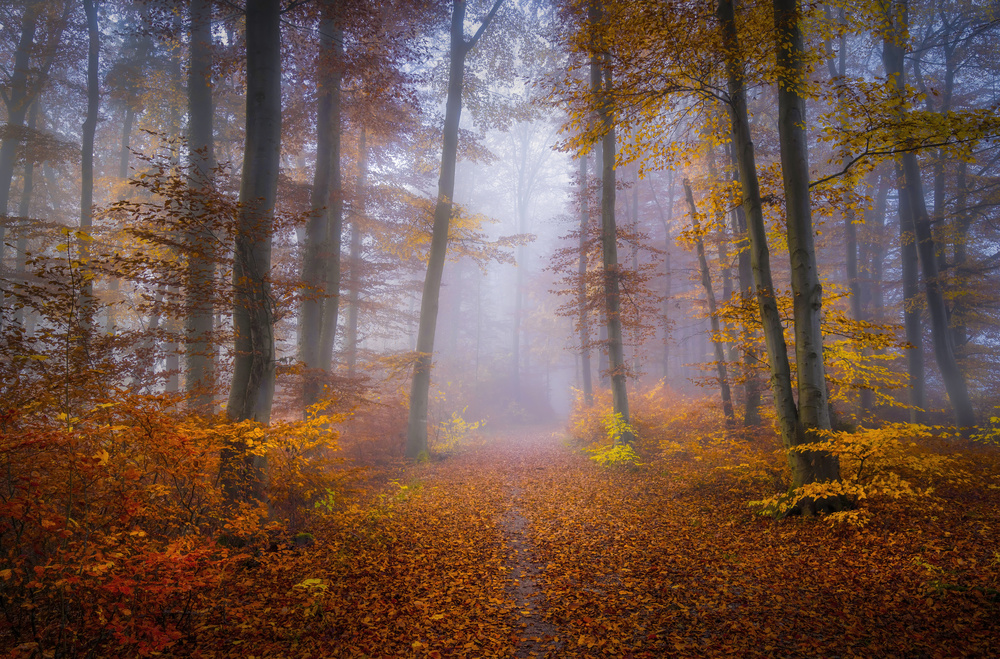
2, 0, 1000, 655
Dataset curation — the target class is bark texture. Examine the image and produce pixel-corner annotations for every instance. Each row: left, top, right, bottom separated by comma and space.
222, 0, 282, 502
773, 0, 842, 496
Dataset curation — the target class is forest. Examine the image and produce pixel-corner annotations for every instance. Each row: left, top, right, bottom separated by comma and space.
1, 0, 999, 656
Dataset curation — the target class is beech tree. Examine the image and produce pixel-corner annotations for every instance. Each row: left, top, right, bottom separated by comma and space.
185, 0, 216, 410
881, 0, 976, 429
222, 0, 283, 501
405, 0, 506, 460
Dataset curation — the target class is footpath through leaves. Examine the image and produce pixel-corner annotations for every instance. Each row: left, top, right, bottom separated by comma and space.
6, 428, 1000, 657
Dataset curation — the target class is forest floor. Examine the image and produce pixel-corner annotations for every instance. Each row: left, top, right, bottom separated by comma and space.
171, 426, 1000, 659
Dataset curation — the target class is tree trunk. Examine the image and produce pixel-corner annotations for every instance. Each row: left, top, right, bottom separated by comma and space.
881, 0, 974, 428
684, 179, 735, 424
895, 163, 927, 421
78, 0, 100, 335
591, 4, 633, 444
824, 5, 871, 414
773, 0, 843, 504
12, 102, 38, 328
902, 154, 976, 427
185, 0, 216, 411
317, 7, 345, 382
952, 160, 970, 347
881, 2, 928, 423
718, 0, 798, 446
578, 153, 593, 404
345, 128, 367, 377
300, 1, 340, 409
0, 1, 40, 287
720, 0, 840, 503
405, 0, 506, 459
222, 0, 282, 502
726, 140, 762, 427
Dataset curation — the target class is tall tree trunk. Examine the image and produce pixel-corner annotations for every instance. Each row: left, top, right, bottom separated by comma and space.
591, 2, 633, 444
12, 102, 38, 328
78, 0, 100, 336
648, 172, 675, 382
880, 2, 928, 423
345, 128, 367, 377
719, 0, 839, 504
405, 0, 506, 459
317, 6, 345, 382
222, 0, 282, 502
773, 0, 842, 501
300, 2, 338, 407
0, 1, 40, 291
952, 160, 970, 348
882, 0, 974, 428
185, 0, 216, 411
684, 179, 735, 424
578, 152, 593, 404
902, 153, 974, 427
726, 140, 762, 427
895, 163, 927, 420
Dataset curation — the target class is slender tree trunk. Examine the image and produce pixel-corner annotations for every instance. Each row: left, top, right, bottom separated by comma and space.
902, 154, 975, 426
0, 2, 40, 289
185, 0, 216, 411
726, 140, 762, 427
12, 102, 38, 328
719, 0, 798, 445
345, 128, 367, 377
952, 160, 970, 348
882, 3, 928, 423
824, 5, 871, 415
773, 0, 843, 503
896, 163, 927, 420
317, 7, 345, 380
118, 108, 135, 180
684, 180, 735, 424
78, 0, 100, 336
222, 0, 282, 502
578, 153, 593, 404
300, 1, 339, 408
591, 3, 633, 444
405, 0, 506, 459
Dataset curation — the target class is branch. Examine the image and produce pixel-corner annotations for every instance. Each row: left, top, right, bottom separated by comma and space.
465, 0, 506, 51
809, 135, 992, 189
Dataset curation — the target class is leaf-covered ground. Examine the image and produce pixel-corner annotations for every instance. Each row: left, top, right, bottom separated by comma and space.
152, 429, 997, 657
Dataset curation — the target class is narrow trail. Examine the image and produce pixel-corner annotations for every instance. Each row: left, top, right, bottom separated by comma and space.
491, 431, 570, 658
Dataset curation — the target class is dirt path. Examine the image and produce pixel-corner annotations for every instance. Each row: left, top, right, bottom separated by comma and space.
491, 431, 569, 658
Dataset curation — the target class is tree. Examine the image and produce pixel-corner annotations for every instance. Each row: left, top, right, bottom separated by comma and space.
405, 0, 506, 460
772, 0, 841, 492
78, 0, 100, 333
300, 0, 344, 409
590, 0, 633, 445
683, 178, 734, 424
718, 0, 841, 511
222, 0, 282, 501
881, 0, 976, 429
185, 0, 216, 411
